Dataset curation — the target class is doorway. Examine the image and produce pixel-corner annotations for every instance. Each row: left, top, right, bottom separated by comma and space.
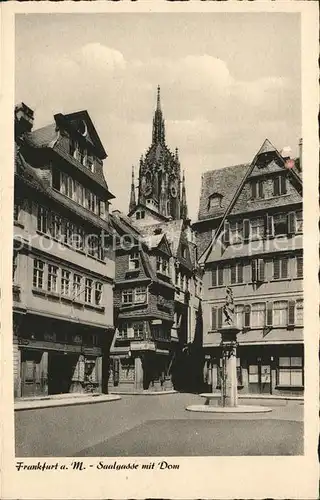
48, 352, 77, 395
21, 350, 43, 397
248, 360, 271, 394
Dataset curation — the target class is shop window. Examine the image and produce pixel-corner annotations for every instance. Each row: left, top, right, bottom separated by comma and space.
47, 264, 58, 293
248, 364, 259, 384
129, 252, 140, 270
277, 356, 303, 387
61, 269, 71, 296
218, 357, 242, 386
95, 282, 103, 305
85, 278, 93, 303
273, 301, 288, 327
273, 257, 288, 280
33, 259, 44, 289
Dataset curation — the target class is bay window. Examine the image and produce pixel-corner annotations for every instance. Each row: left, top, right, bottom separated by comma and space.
135, 287, 147, 304
122, 289, 133, 304
133, 323, 144, 339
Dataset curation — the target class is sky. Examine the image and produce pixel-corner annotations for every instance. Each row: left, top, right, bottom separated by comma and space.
15, 13, 301, 221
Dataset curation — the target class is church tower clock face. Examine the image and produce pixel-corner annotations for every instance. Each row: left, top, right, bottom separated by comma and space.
170, 179, 178, 198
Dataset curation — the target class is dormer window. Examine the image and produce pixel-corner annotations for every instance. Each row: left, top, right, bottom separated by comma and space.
273, 175, 287, 196
70, 137, 95, 173
251, 180, 264, 199
208, 193, 222, 210
129, 252, 140, 271
136, 211, 145, 220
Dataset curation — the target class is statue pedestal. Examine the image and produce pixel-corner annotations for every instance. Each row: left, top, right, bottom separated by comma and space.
219, 326, 240, 408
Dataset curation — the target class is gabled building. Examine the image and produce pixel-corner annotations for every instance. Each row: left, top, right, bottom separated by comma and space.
194, 139, 303, 396
13, 103, 115, 398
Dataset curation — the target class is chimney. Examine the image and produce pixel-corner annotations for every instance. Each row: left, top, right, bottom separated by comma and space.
299, 138, 303, 171
15, 102, 34, 138
280, 146, 292, 160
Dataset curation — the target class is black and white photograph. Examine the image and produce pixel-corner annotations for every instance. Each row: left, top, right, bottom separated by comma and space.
1, 2, 319, 499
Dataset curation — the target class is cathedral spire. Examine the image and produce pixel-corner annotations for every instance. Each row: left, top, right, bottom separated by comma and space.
152, 85, 165, 145
180, 170, 188, 220
129, 165, 136, 213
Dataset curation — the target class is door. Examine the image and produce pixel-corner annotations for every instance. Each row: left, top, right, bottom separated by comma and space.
21, 350, 43, 397
248, 360, 271, 394
48, 352, 77, 395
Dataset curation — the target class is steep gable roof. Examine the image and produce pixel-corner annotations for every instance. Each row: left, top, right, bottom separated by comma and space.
199, 139, 303, 265
140, 219, 184, 257
128, 202, 169, 221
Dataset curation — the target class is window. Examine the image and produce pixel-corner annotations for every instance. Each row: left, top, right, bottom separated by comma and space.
211, 306, 223, 330
133, 323, 144, 339
52, 168, 60, 190
208, 194, 221, 209
136, 212, 141, 220
86, 156, 94, 173
95, 282, 103, 305
243, 305, 251, 328
88, 235, 98, 258
248, 365, 259, 384
118, 323, 128, 339
60, 172, 68, 196
296, 256, 303, 278
181, 275, 185, 291
51, 214, 62, 240
64, 221, 74, 246
78, 143, 86, 166
277, 357, 303, 387
273, 175, 287, 196
61, 269, 71, 296
14, 203, 21, 222
47, 264, 58, 293
273, 301, 288, 326
211, 266, 224, 287
141, 211, 145, 219
296, 210, 303, 233
235, 304, 244, 329
156, 256, 169, 276
231, 262, 243, 284
273, 214, 288, 236
251, 180, 264, 199
251, 303, 266, 328
135, 287, 147, 304
33, 259, 44, 289
229, 221, 243, 244
252, 258, 265, 282
273, 257, 288, 280
296, 299, 303, 326
13, 251, 18, 282
250, 217, 264, 239
70, 137, 77, 157
122, 289, 133, 304
73, 274, 82, 300
85, 278, 93, 303
129, 252, 139, 270
37, 206, 49, 233
182, 246, 187, 259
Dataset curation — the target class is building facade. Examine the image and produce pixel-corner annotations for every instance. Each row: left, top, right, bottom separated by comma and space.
13, 103, 115, 398
109, 87, 203, 393
194, 139, 303, 396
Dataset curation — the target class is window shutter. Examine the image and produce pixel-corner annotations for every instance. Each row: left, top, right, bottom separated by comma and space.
211, 268, 217, 287
287, 212, 296, 235
273, 176, 280, 196
218, 307, 223, 329
251, 182, 257, 199
273, 258, 280, 280
258, 180, 264, 198
251, 259, 258, 282
211, 307, 217, 330
282, 257, 288, 278
238, 263, 243, 283
258, 258, 265, 282
244, 305, 251, 328
223, 220, 230, 245
297, 256, 303, 278
288, 300, 295, 326
280, 175, 287, 195
264, 214, 273, 237
266, 302, 273, 327
231, 265, 237, 284
243, 219, 250, 241
218, 267, 224, 286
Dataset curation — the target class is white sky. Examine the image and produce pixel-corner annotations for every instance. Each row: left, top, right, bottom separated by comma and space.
15, 13, 301, 221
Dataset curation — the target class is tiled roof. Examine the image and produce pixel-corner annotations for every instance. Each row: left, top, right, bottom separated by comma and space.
198, 164, 250, 221
25, 124, 58, 148
140, 219, 184, 257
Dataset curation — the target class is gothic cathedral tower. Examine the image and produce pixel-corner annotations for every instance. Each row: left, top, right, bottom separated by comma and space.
129, 86, 188, 221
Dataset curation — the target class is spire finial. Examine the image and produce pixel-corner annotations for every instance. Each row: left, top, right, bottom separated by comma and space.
180, 170, 188, 220
157, 85, 161, 111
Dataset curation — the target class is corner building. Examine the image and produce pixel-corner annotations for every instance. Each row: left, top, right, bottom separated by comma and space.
13, 104, 115, 398
194, 139, 303, 396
